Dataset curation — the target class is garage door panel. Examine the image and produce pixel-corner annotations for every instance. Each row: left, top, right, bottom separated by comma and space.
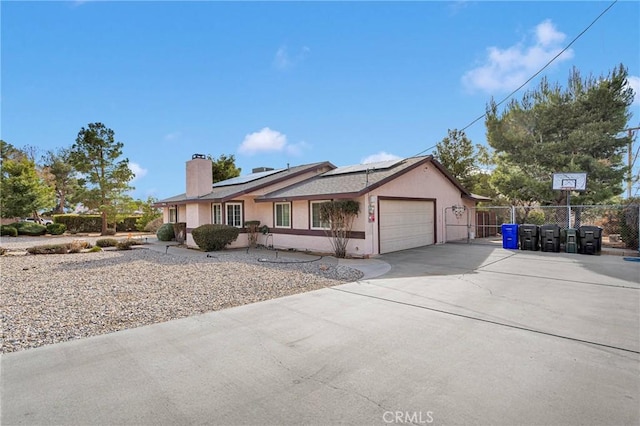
379, 200, 434, 254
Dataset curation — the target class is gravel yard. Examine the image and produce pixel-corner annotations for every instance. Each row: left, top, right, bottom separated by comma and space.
0, 244, 362, 353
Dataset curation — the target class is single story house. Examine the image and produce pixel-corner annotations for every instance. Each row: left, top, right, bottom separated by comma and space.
155, 154, 487, 256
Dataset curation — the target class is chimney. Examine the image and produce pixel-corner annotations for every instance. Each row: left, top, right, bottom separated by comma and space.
186, 154, 213, 197
252, 167, 274, 173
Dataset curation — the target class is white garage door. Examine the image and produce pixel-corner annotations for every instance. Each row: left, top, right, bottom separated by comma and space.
379, 199, 435, 254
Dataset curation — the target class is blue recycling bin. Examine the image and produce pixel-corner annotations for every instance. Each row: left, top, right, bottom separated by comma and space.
501, 224, 519, 249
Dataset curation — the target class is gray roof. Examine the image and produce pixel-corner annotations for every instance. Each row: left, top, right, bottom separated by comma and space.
155, 161, 334, 205
257, 155, 469, 201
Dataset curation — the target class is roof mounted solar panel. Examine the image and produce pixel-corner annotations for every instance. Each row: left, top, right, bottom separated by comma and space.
212, 168, 282, 187
322, 159, 403, 176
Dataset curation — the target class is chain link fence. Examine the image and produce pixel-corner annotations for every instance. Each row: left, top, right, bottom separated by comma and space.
446, 204, 640, 250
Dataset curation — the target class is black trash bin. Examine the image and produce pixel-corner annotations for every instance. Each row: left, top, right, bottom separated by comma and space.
540, 224, 561, 252
577, 225, 602, 255
518, 224, 540, 251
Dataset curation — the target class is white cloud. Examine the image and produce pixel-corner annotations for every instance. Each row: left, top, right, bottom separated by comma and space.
627, 75, 640, 105
462, 19, 574, 93
238, 127, 288, 155
129, 162, 148, 182
361, 151, 402, 164
285, 141, 310, 157
164, 131, 181, 141
273, 45, 310, 70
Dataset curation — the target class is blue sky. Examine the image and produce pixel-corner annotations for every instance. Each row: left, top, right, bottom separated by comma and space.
2, 1, 639, 200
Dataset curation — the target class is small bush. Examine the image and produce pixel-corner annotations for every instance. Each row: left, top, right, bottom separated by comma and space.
0, 247, 6, 256
96, 238, 119, 248
116, 239, 138, 250
88, 246, 103, 253
116, 216, 141, 232
526, 210, 546, 226
191, 224, 240, 252
67, 240, 92, 253
15, 222, 47, 236
27, 244, 68, 255
103, 228, 117, 236
144, 217, 163, 233
46, 223, 66, 235
156, 223, 175, 241
1, 225, 18, 237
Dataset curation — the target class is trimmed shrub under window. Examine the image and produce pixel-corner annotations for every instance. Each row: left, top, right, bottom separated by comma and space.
191, 224, 240, 252
156, 223, 175, 241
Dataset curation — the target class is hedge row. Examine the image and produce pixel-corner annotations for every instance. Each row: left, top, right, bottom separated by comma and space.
52, 214, 141, 233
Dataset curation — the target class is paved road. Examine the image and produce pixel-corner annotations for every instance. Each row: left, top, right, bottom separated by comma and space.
1, 244, 639, 425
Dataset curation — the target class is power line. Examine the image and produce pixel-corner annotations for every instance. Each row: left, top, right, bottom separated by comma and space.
410, 0, 619, 159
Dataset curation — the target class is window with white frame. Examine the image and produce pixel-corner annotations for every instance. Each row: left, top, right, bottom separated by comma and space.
169, 206, 178, 223
310, 201, 330, 229
274, 202, 291, 228
212, 203, 222, 224
226, 202, 243, 227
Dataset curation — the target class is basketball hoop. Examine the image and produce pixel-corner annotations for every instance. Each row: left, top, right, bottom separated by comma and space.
552, 173, 587, 192
452, 205, 466, 219
553, 172, 587, 229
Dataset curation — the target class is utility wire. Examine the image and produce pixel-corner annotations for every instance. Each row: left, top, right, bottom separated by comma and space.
409, 0, 619, 159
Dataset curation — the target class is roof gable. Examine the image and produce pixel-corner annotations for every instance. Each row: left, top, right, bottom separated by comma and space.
156, 161, 335, 205
256, 156, 470, 202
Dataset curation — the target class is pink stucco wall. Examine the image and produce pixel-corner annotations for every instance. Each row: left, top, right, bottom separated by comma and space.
174, 159, 476, 256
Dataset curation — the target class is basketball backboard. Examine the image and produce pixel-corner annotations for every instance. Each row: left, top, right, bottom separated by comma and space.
552, 173, 587, 191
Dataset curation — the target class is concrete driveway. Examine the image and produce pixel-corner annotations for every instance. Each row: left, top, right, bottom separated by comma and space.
1, 244, 639, 425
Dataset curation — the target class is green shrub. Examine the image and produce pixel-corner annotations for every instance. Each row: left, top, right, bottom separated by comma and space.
52, 214, 142, 233
1, 225, 18, 237
143, 216, 163, 233
88, 246, 103, 253
116, 216, 141, 232
96, 238, 119, 247
525, 210, 546, 226
27, 244, 68, 255
53, 214, 102, 233
103, 228, 117, 236
46, 223, 66, 235
619, 205, 639, 250
116, 239, 138, 250
16, 222, 47, 236
191, 224, 240, 252
156, 223, 175, 241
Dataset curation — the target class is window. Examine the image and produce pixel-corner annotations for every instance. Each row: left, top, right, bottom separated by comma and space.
169, 206, 178, 223
212, 203, 222, 224
226, 202, 243, 227
310, 201, 330, 229
275, 202, 291, 228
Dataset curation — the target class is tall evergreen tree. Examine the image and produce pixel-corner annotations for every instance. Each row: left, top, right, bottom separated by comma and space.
70, 123, 134, 235
486, 64, 634, 205
42, 148, 80, 213
208, 153, 241, 183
